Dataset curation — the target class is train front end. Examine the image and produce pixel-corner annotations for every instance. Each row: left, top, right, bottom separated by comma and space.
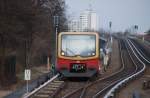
57, 32, 100, 77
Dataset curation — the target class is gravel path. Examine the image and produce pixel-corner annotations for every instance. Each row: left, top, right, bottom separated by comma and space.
101, 38, 121, 78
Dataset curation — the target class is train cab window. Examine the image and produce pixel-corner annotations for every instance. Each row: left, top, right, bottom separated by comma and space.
61, 35, 96, 57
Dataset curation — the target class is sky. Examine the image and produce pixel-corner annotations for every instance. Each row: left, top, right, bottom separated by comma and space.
65, 0, 150, 33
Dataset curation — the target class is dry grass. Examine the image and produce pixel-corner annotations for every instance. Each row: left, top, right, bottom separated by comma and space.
0, 65, 49, 97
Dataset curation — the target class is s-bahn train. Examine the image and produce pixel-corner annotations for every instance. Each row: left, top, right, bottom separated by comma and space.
57, 32, 101, 77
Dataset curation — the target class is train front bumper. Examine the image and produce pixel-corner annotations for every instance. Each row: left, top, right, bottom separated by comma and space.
59, 69, 97, 77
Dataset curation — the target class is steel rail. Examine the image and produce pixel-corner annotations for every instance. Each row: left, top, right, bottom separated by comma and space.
128, 39, 150, 63
103, 39, 146, 98
62, 39, 126, 98
23, 74, 59, 98
92, 38, 138, 98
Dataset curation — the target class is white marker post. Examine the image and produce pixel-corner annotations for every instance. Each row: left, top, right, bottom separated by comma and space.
24, 69, 31, 93
142, 36, 145, 42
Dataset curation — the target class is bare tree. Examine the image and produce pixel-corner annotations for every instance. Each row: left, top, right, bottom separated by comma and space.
0, 0, 67, 86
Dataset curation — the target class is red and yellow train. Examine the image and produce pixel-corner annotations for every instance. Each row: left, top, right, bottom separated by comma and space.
57, 32, 101, 77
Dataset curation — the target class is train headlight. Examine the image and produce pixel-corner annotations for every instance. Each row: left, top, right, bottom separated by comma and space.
92, 53, 95, 55
61, 52, 65, 55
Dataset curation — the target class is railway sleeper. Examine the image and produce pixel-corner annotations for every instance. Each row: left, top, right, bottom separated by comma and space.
53, 80, 64, 83
49, 82, 63, 86
31, 80, 64, 98
38, 90, 54, 94
33, 89, 54, 98
47, 85, 61, 88
33, 94, 50, 98
44, 87, 58, 90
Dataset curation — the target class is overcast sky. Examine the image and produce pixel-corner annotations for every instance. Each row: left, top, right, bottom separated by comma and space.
65, 0, 150, 33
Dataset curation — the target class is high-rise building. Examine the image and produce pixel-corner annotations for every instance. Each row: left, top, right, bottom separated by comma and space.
80, 11, 89, 31
79, 10, 98, 31
68, 10, 99, 32
90, 12, 98, 31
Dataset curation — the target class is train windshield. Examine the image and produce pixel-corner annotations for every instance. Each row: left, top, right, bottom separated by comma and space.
61, 35, 96, 57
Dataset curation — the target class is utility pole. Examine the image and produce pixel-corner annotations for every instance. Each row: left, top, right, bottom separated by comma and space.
109, 21, 112, 42
54, 15, 59, 74
25, 31, 32, 94
109, 21, 112, 34
134, 25, 138, 35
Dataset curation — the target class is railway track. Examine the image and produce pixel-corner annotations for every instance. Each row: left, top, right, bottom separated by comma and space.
78, 39, 137, 98
127, 39, 150, 65
55, 79, 89, 98
23, 38, 125, 98
30, 80, 64, 98
55, 38, 138, 98
23, 38, 147, 98
104, 38, 146, 98
23, 74, 64, 98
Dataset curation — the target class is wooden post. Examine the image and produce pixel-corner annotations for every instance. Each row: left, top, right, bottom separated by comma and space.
47, 57, 51, 71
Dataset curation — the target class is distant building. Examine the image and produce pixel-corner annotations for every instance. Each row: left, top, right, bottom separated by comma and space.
80, 11, 89, 31
80, 10, 99, 32
68, 10, 99, 32
68, 19, 80, 32
90, 12, 98, 31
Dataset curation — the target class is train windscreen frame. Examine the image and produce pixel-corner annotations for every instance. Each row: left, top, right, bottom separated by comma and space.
61, 34, 96, 57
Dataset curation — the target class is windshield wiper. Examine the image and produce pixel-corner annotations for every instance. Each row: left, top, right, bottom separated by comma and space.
66, 48, 76, 55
